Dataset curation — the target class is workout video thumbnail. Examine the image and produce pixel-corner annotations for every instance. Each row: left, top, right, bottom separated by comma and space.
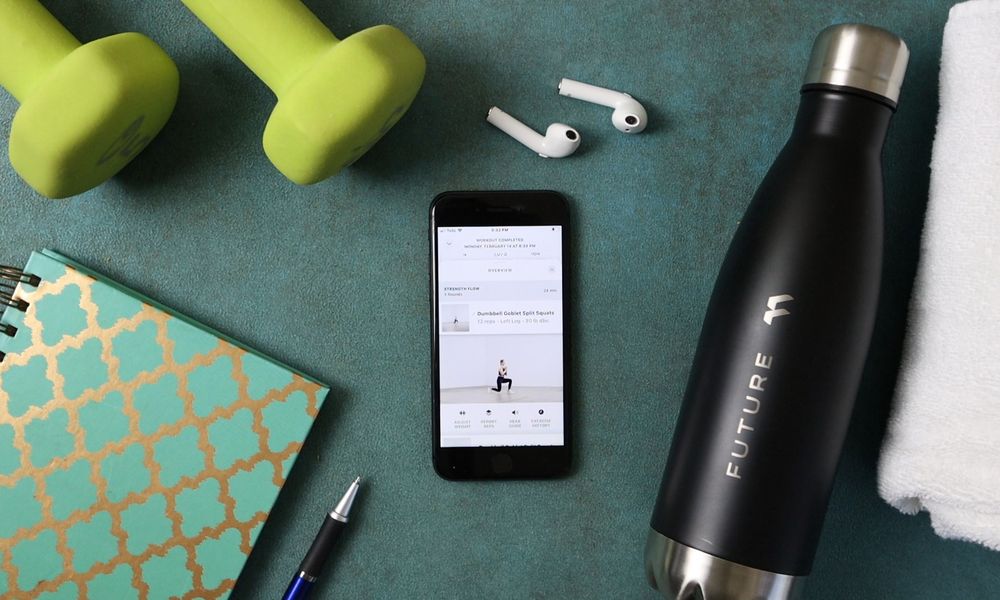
440, 304, 470, 332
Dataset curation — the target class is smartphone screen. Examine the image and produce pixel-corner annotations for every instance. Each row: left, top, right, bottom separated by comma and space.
431, 191, 571, 479
437, 225, 564, 447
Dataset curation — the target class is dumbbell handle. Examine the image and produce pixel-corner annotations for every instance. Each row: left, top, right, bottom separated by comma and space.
0, 0, 80, 102
181, 0, 339, 96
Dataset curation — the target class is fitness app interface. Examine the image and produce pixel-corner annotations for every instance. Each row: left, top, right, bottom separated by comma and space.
437, 226, 564, 447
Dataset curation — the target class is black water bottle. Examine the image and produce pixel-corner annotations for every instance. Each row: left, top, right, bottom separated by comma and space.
645, 24, 908, 599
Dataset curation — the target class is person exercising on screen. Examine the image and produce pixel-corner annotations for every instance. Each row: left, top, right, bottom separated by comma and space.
491, 359, 512, 392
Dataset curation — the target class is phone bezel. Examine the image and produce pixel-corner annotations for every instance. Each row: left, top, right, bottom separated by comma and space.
429, 190, 572, 479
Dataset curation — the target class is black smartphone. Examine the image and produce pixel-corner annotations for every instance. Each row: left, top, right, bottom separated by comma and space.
430, 191, 572, 479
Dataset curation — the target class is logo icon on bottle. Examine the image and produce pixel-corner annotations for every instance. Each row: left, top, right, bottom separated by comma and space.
763, 294, 794, 325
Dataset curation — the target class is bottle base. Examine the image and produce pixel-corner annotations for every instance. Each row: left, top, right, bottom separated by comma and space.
644, 530, 803, 600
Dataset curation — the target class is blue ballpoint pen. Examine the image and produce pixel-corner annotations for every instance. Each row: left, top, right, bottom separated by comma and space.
281, 477, 361, 600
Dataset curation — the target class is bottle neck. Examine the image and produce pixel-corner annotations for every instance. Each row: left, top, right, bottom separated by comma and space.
790, 87, 894, 150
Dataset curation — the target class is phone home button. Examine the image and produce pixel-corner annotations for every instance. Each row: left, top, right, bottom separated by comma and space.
491, 453, 513, 475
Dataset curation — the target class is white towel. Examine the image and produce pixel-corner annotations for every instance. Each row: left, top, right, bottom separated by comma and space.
878, 0, 1000, 550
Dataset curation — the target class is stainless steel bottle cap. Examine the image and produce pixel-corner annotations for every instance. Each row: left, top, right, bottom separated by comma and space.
803, 23, 909, 104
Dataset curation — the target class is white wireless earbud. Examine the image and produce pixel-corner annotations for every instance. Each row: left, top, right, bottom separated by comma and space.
558, 78, 648, 134
486, 107, 580, 158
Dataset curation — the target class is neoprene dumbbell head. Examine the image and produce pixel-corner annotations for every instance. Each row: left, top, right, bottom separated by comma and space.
182, 0, 426, 184
0, 0, 179, 198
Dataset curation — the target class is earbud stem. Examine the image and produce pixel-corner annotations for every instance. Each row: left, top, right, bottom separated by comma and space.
182, 0, 340, 96
0, 0, 79, 102
558, 78, 622, 109
487, 107, 546, 155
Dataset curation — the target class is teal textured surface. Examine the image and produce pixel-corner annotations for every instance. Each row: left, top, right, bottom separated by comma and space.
1, 1, 997, 598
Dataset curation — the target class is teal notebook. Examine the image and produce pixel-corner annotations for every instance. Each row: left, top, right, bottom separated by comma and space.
0, 250, 329, 599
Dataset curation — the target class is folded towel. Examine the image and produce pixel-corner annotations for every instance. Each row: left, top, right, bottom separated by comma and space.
878, 0, 1000, 550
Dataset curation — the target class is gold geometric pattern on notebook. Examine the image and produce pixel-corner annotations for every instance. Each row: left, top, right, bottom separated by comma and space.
0, 269, 323, 599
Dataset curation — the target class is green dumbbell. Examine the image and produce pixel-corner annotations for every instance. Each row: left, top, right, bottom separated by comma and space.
182, 0, 426, 184
0, 0, 179, 198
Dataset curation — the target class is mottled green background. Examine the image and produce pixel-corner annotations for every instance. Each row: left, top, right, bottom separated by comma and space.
1, 1, 997, 598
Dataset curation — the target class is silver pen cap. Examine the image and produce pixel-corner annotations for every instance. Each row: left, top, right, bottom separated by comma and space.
803, 23, 909, 104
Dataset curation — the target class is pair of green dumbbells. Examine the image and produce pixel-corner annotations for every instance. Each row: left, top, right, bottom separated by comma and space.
0, 0, 427, 198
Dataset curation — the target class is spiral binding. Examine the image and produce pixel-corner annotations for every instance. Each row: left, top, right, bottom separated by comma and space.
0, 265, 40, 363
